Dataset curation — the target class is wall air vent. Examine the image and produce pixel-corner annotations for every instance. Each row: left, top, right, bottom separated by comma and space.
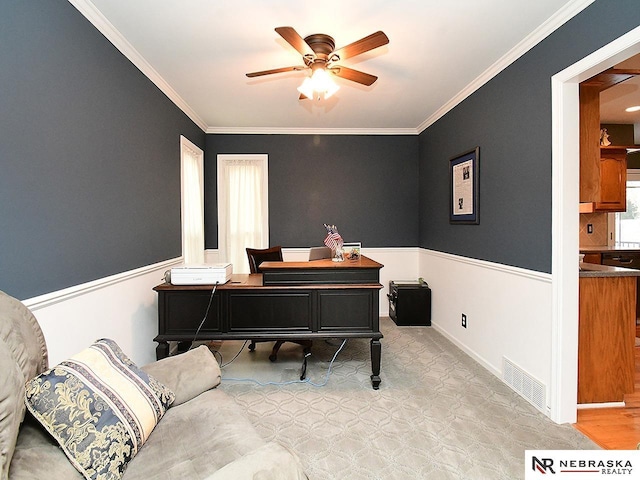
502, 357, 546, 413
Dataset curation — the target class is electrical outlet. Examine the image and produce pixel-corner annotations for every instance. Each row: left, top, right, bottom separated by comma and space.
461, 313, 467, 328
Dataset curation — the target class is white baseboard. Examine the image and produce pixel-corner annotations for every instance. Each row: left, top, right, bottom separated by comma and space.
419, 248, 554, 417
430, 323, 501, 379
577, 402, 625, 409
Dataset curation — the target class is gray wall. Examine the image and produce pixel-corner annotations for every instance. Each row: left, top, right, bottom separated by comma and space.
205, 134, 419, 248
418, 0, 640, 273
3, 0, 638, 298
0, 1, 205, 299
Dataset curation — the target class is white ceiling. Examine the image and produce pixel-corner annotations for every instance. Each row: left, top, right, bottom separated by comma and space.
600, 53, 640, 125
71, 0, 599, 134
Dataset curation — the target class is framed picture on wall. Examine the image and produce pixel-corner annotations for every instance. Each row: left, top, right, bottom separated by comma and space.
449, 147, 479, 224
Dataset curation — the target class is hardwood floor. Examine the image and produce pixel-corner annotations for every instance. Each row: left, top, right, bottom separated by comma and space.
573, 340, 640, 449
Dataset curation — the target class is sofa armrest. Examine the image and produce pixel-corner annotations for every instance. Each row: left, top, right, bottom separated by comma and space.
204, 442, 308, 480
141, 345, 221, 406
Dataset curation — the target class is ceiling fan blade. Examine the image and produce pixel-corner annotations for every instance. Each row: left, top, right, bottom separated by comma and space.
275, 26, 315, 57
329, 66, 378, 86
332, 31, 389, 61
246, 66, 306, 78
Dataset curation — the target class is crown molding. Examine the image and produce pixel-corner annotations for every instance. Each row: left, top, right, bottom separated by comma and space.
68, 0, 414, 136
416, 0, 595, 133
68, 0, 208, 132
69, 0, 593, 136
205, 126, 419, 135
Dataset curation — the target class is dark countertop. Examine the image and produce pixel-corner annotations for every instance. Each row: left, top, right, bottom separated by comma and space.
579, 263, 640, 278
580, 246, 640, 253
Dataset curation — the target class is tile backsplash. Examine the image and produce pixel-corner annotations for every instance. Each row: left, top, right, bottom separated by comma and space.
579, 212, 608, 246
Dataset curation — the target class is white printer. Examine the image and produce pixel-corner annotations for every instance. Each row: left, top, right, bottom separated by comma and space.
170, 263, 232, 285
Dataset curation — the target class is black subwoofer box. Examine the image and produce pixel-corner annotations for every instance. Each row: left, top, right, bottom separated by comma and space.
388, 280, 431, 326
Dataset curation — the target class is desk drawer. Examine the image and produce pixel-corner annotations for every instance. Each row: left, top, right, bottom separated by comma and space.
161, 291, 222, 334
263, 269, 379, 285
318, 290, 375, 331
227, 292, 312, 331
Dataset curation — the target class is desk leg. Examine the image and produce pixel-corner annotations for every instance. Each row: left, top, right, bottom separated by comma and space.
177, 341, 191, 353
156, 341, 169, 360
370, 339, 381, 390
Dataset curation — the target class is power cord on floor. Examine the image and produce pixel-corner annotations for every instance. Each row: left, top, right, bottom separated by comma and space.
222, 339, 348, 388
220, 340, 249, 368
207, 339, 248, 367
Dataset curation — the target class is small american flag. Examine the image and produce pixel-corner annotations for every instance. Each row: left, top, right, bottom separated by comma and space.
323, 224, 343, 251
324, 232, 342, 250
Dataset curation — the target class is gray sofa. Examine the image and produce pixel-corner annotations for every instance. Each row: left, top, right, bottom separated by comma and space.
0, 291, 308, 480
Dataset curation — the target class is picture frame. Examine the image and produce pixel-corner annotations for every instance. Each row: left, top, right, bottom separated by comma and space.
449, 147, 480, 224
342, 242, 361, 260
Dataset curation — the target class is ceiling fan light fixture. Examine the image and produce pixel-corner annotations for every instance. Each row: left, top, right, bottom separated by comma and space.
324, 83, 340, 99
297, 68, 339, 100
297, 77, 315, 99
248, 27, 388, 99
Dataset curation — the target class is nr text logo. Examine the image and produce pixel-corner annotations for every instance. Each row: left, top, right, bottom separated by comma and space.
532, 457, 555, 474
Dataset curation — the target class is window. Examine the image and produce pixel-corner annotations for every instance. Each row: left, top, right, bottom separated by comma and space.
217, 154, 268, 273
180, 136, 205, 264
612, 170, 640, 248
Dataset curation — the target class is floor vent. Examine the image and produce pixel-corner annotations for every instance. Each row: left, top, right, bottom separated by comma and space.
502, 357, 546, 412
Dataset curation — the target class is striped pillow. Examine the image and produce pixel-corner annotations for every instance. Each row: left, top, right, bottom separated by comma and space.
24, 339, 175, 480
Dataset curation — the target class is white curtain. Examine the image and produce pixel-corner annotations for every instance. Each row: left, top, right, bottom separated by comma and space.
219, 157, 267, 273
182, 141, 204, 264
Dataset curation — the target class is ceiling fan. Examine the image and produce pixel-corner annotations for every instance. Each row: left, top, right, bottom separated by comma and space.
246, 27, 389, 100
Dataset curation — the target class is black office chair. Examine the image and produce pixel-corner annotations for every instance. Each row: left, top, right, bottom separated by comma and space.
246, 246, 312, 362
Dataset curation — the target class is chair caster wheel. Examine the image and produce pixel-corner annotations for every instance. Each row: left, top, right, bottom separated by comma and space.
269, 354, 277, 362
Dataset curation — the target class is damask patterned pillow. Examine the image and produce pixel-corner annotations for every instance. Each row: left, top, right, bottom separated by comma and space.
24, 338, 175, 480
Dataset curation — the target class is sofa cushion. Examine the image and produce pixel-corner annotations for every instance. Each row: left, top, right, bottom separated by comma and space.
0, 339, 25, 480
0, 291, 49, 480
0, 291, 48, 384
141, 345, 221, 406
24, 339, 175, 480
121, 388, 269, 480
8, 413, 82, 480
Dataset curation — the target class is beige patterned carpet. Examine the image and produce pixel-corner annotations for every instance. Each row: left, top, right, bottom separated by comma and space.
212, 317, 596, 479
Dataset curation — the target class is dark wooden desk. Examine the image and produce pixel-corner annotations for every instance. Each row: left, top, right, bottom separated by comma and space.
153, 256, 384, 388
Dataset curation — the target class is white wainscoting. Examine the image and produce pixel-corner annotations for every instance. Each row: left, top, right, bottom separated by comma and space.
24, 258, 182, 367
23, 248, 417, 367
418, 249, 553, 416
361, 247, 420, 315
21, 247, 556, 418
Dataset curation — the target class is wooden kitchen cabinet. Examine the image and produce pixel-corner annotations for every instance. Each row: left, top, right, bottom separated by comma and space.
595, 147, 627, 211
582, 253, 602, 265
578, 275, 635, 404
579, 83, 627, 212
579, 146, 627, 212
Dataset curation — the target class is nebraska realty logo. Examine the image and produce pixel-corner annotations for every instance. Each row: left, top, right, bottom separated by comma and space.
525, 451, 639, 479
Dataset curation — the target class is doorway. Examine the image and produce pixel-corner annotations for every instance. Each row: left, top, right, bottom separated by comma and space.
552, 26, 640, 424
180, 136, 205, 264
